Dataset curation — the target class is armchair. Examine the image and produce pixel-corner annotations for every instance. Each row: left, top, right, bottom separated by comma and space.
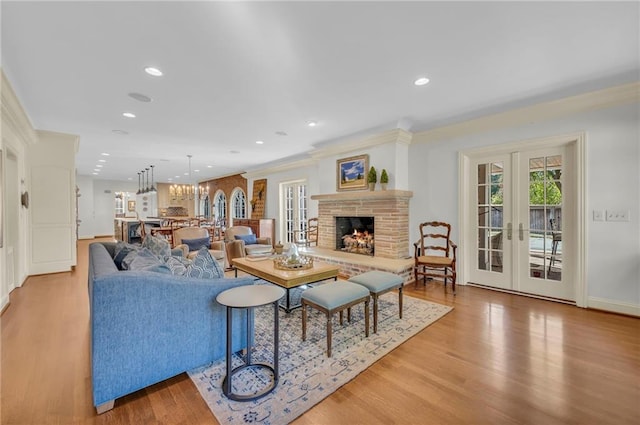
413, 221, 457, 294
225, 226, 273, 266
173, 227, 225, 268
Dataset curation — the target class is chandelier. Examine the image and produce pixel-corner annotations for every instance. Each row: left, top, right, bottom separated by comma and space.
169, 155, 208, 201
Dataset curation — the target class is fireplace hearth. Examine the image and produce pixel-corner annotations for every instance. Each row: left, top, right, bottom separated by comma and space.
335, 216, 374, 256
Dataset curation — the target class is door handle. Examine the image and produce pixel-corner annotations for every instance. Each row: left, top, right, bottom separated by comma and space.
506, 223, 512, 241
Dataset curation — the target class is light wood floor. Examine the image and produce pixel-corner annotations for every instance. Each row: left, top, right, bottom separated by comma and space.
2, 238, 639, 424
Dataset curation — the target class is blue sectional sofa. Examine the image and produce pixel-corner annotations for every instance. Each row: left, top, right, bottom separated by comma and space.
88, 241, 255, 413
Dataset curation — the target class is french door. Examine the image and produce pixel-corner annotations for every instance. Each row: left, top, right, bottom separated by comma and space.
281, 180, 308, 244
466, 142, 576, 302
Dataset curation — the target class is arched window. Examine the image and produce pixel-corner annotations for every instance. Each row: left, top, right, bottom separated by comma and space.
213, 191, 227, 226
201, 194, 210, 219
231, 188, 247, 223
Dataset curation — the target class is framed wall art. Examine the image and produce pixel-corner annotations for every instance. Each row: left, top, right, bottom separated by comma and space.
336, 154, 368, 191
127, 200, 136, 212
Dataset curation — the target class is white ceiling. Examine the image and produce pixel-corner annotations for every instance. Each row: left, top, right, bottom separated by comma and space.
2, 1, 638, 184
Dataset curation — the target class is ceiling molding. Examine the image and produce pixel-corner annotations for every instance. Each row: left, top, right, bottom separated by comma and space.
242, 158, 317, 180
413, 81, 640, 144
309, 128, 414, 160
1, 70, 38, 146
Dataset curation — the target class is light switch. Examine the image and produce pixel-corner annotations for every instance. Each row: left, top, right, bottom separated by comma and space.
593, 210, 604, 221
606, 210, 630, 222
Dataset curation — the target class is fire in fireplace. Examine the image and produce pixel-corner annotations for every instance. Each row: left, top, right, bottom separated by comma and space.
335, 216, 374, 256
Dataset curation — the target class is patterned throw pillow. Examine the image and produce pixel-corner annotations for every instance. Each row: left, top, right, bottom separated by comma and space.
164, 255, 191, 276
142, 234, 171, 259
113, 241, 138, 270
128, 248, 171, 274
234, 233, 257, 245
181, 237, 210, 252
185, 247, 225, 279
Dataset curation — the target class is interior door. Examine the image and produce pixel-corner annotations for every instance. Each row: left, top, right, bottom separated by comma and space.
467, 145, 574, 302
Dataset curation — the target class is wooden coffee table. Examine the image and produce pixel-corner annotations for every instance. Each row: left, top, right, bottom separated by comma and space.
233, 257, 340, 313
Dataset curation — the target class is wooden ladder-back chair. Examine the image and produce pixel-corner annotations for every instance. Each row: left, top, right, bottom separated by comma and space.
413, 221, 457, 293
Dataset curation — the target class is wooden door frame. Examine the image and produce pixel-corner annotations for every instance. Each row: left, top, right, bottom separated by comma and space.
459, 132, 587, 307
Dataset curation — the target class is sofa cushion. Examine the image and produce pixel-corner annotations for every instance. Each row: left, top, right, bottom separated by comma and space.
186, 247, 225, 279
235, 233, 257, 245
182, 236, 211, 252
142, 234, 171, 259
113, 241, 138, 270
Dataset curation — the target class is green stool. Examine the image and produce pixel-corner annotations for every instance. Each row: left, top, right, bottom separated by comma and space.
349, 271, 403, 333
302, 282, 370, 357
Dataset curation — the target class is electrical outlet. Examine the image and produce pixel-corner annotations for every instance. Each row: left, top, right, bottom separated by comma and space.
593, 210, 604, 221
606, 210, 630, 222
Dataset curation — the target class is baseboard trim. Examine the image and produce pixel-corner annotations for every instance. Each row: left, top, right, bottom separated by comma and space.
587, 296, 640, 317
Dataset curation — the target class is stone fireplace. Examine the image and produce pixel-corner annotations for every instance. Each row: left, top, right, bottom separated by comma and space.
311, 190, 412, 259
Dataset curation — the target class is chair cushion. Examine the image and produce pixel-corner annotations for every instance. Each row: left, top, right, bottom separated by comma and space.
182, 236, 211, 252
302, 282, 369, 310
185, 247, 225, 279
245, 244, 273, 255
348, 271, 403, 293
417, 255, 453, 267
235, 234, 257, 245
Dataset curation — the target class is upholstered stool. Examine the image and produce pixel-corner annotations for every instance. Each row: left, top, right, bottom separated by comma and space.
348, 271, 403, 333
301, 282, 370, 357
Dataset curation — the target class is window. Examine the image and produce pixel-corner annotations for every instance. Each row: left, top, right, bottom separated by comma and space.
231, 189, 247, 224
213, 191, 227, 226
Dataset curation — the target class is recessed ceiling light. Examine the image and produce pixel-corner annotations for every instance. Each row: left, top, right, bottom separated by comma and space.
122, 112, 136, 118
167, 178, 173, 181
207, 165, 213, 168
128, 92, 152, 103
414, 77, 430, 86
144, 67, 163, 77
98, 159, 106, 163
256, 140, 264, 145
307, 121, 317, 127
194, 169, 200, 172
101, 152, 110, 156
92, 172, 99, 175
96, 164, 103, 168
184, 172, 189, 176
127, 177, 133, 180
93, 169, 100, 172
175, 176, 180, 178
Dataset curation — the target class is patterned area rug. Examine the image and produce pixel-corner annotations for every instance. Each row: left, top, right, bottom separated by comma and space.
189, 286, 452, 425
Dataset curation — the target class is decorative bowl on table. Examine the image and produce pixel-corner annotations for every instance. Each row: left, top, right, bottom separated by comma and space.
273, 254, 314, 270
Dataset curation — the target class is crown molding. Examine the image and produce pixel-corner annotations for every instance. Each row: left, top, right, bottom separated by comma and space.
309, 128, 413, 159
413, 81, 640, 144
1, 70, 38, 145
242, 157, 317, 180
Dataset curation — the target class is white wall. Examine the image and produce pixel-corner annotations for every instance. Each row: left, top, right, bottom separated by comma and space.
77, 177, 139, 238
408, 102, 640, 310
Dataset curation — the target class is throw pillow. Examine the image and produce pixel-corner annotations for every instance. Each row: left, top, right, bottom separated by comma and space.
181, 236, 211, 252
113, 241, 138, 270
121, 249, 139, 270
164, 255, 191, 276
234, 233, 257, 245
185, 247, 225, 279
142, 234, 171, 259
128, 248, 166, 271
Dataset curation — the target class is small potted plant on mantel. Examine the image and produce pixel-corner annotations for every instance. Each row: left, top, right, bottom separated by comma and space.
367, 166, 377, 191
380, 169, 389, 190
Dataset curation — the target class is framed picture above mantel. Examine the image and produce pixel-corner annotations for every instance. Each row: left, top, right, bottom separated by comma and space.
336, 154, 369, 192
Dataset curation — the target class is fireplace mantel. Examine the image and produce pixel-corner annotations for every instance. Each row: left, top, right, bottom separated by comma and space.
310, 189, 413, 201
